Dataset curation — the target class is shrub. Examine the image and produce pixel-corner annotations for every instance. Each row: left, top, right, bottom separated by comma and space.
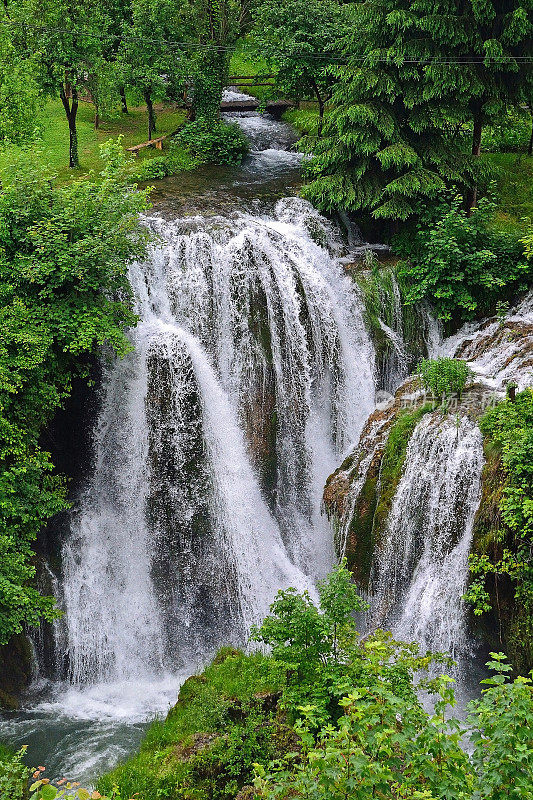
0, 746, 28, 800
417, 357, 472, 398
175, 119, 249, 166
396, 196, 532, 323
132, 144, 197, 181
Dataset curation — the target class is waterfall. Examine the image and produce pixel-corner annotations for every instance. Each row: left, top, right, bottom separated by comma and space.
60, 198, 376, 684
369, 414, 484, 660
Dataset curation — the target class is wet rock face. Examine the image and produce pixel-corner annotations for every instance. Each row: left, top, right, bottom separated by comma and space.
0, 634, 33, 709
440, 290, 533, 391
146, 345, 243, 665
323, 379, 495, 591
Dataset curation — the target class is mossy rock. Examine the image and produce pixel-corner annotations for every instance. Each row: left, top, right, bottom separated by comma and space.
211, 646, 243, 666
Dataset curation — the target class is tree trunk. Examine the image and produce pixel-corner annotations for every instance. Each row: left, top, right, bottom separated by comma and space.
317, 98, 325, 138
94, 105, 100, 130
465, 108, 483, 215
310, 79, 325, 138
144, 89, 156, 140
60, 82, 80, 168
119, 86, 129, 115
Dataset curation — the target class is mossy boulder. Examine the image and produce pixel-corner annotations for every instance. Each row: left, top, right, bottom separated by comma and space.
324, 378, 496, 590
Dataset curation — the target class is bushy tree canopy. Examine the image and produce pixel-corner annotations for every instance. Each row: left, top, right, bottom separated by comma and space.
0, 143, 149, 644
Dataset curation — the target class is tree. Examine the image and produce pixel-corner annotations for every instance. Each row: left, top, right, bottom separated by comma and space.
0, 18, 40, 144
251, 0, 349, 136
302, 0, 479, 221
0, 142, 150, 645
119, 0, 188, 140
189, 0, 243, 121
8, 0, 110, 167
406, 0, 533, 212
303, 0, 532, 220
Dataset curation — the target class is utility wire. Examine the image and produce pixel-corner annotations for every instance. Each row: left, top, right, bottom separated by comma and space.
1, 19, 533, 64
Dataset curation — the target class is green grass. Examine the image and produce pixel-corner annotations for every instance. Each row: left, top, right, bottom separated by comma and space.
485, 152, 533, 234
282, 107, 320, 137
0, 98, 187, 183
229, 39, 277, 101
97, 649, 284, 800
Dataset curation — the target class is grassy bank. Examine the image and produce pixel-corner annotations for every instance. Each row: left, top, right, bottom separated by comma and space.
97, 649, 288, 800
0, 98, 188, 183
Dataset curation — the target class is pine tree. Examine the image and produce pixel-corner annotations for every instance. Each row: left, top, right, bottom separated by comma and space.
303, 0, 532, 220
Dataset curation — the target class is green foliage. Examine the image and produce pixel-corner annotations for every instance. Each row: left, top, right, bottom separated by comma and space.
302, 0, 532, 218
0, 23, 40, 145
118, 0, 190, 140
482, 111, 533, 153
0, 143, 150, 644
0, 746, 28, 800
417, 358, 472, 398
175, 119, 249, 166
98, 649, 284, 800
255, 653, 533, 800
301, 1, 478, 218
251, 0, 348, 134
97, 568, 533, 800
465, 390, 533, 666
132, 142, 197, 180
6, 0, 112, 166
396, 197, 532, 322
468, 653, 533, 799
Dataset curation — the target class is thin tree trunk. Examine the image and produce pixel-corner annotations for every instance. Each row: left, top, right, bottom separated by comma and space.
310, 79, 325, 138
119, 86, 129, 114
465, 108, 483, 215
60, 82, 80, 168
143, 89, 156, 140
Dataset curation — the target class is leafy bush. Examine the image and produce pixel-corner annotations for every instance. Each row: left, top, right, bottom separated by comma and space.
0, 143, 149, 644
255, 653, 533, 800
175, 119, 249, 166
417, 357, 472, 398
0, 746, 28, 800
396, 196, 532, 323
132, 144, 197, 181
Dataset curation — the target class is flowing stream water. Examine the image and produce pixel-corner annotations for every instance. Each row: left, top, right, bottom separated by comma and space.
0, 106, 376, 782
3, 102, 530, 783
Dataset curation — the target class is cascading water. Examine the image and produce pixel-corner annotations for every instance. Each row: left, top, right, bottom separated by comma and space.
368, 415, 484, 661
1, 108, 376, 782
60, 198, 375, 684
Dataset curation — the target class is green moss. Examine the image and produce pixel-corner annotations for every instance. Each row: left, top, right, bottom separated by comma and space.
345, 404, 433, 589
97, 650, 285, 800
372, 405, 433, 540
346, 474, 378, 587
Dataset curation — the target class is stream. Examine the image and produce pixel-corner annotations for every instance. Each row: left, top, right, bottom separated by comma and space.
2, 98, 528, 785
0, 103, 376, 784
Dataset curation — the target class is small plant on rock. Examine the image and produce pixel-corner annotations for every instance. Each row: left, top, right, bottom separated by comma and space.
417, 357, 472, 399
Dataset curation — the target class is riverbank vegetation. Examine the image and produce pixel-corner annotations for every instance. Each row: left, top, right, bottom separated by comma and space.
1, 0, 533, 795
4, 564, 533, 800
0, 144, 150, 645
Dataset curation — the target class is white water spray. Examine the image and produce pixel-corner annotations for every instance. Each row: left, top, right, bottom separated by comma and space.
369, 414, 484, 660
60, 198, 375, 684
